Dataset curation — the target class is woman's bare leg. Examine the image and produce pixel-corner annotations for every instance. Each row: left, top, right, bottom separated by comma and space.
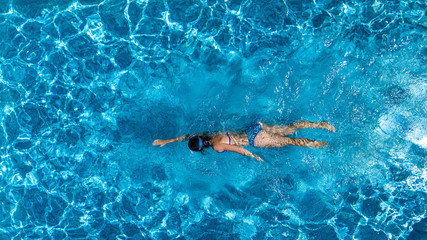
254, 132, 328, 148
261, 121, 335, 136
281, 137, 328, 148
260, 123, 296, 136
288, 121, 336, 133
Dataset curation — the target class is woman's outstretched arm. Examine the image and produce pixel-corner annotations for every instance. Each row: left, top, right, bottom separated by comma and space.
152, 135, 186, 147
152, 133, 204, 147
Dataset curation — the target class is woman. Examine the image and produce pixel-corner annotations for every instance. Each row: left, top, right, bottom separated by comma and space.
152, 121, 335, 162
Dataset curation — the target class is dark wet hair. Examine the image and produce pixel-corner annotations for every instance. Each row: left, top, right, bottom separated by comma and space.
188, 135, 211, 152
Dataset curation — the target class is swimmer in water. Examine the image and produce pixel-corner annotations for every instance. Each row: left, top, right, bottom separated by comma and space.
152, 121, 335, 162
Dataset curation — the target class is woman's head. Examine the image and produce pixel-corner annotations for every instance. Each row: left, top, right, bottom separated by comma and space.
188, 136, 211, 152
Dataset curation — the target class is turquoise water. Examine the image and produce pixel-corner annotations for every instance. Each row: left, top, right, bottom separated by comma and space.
0, 0, 426, 239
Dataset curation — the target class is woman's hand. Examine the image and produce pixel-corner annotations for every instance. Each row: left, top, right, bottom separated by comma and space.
152, 139, 169, 147
249, 152, 264, 162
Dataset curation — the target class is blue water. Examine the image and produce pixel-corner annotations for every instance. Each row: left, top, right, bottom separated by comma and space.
0, 0, 426, 239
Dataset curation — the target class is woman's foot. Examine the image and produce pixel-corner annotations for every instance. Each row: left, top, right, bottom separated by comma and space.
318, 121, 336, 133
307, 140, 329, 149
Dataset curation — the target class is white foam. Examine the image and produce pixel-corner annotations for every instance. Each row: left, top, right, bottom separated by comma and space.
409, 136, 427, 148
85, 15, 105, 42
174, 192, 189, 206
378, 107, 427, 149
25, 172, 38, 186
225, 210, 236, 220
404, 121, 427, 148
11, 173, 23, 185
409, 82, 427, 99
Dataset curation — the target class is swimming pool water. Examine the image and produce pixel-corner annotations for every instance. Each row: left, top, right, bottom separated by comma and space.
0, 0, 426, 239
